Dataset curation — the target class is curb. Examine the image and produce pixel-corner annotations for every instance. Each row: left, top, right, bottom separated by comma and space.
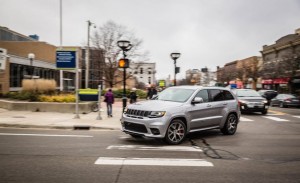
0, 124, 119, 131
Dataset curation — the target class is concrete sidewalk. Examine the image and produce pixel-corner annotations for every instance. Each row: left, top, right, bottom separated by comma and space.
0, 102, 123, 130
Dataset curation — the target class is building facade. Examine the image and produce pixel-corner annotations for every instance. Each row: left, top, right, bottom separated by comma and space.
260, 28, 300, 93
128, 62, 156, 87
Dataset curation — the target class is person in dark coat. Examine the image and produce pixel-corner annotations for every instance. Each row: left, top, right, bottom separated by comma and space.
147, 87, 157, 100
129, 88, 138, 104
104, 89, 114, 117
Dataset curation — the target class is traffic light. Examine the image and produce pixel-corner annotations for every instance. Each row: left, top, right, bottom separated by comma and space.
118, 59, 129, 68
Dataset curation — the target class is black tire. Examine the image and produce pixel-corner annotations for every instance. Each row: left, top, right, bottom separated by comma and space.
221, 113, 238, 135
262, 110, 268, 115
164, 119, 186, 145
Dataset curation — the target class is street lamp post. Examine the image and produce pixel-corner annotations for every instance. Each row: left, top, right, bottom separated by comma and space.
85, 20, 96, 88
117, 40, 132, 113
170, 52, 181, 86
28, 53, 35, 79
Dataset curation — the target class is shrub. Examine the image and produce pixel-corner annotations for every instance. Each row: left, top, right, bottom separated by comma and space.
22, 79, 56, 94
38, 94, 75, 103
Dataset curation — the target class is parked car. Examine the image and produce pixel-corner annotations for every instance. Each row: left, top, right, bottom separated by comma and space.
270, 94, 300, 108
258, 90, 278, 105
232, 89, 269, 114
121, 86, 240, 145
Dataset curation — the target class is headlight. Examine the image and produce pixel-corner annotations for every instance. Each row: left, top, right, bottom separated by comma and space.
263, 100, 268, 104
124, 107, 128, 113
239, 100, 248, 104
148, 111, 166, 118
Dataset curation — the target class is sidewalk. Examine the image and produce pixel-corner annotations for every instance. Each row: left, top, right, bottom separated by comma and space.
0, 102, 123, 130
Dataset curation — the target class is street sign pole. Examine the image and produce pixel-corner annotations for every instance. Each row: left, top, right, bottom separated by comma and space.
96, 84, 102, 120
74, 49, 80, 119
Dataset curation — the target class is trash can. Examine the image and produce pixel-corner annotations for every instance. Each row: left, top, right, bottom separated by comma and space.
79, 89, 98, 101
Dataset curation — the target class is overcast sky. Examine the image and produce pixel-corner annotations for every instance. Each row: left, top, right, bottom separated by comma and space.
1, 0, 300, 79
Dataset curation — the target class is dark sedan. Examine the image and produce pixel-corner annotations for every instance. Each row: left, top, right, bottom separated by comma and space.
270, 94, 300, 108
232, 89, 269, 114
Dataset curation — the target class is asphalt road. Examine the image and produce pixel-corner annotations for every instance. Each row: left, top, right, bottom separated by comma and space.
0, 109, 300, 183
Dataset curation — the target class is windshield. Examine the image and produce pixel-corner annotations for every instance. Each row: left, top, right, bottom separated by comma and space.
157, 88, 196, 103
236, 90, 261, 97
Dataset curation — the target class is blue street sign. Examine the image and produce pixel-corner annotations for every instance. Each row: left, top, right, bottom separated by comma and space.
56, 50, 76, 69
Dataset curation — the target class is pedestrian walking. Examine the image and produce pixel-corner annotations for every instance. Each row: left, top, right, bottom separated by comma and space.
147, 86, 157, 100
104, 89, 114, 117
129, 88, 138, 104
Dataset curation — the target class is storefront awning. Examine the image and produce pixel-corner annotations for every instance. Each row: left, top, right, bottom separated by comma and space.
262, 78, 290, 84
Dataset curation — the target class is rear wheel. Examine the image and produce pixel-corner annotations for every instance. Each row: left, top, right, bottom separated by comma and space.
91, 103, 99, 112
221, 113, 238, 135
164, 119, 186, 145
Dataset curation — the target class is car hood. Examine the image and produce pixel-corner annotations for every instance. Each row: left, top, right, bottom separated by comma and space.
127, 100, 184, 111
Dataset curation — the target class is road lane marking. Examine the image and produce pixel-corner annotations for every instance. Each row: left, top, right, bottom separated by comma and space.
0, 133, 93, 138
95, 157, 213, 167
293, 116, 300, 119
268, 110, 286, 115
240, 117, 253, 121
107, 145, 202, 152
262, 116, 289, 122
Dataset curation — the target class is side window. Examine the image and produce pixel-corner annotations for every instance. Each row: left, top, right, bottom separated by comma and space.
195, 90, 209, 102
209, 89, 224, 102
222, 90, 234, 100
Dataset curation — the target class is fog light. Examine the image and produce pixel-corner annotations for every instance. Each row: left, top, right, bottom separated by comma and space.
150, 128, 160, 135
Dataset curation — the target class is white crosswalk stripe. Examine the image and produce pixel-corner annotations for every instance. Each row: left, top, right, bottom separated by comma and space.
94, 144, 213, 167
107, 145, 202, 152
240, 117, 254, 121
95, 157, 213, 167
262, 116, 289, 121
293, 116, 300, 119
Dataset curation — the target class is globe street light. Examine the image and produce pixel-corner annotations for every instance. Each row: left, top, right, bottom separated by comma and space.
117, 40, 132, 113
170, 52, 181, 86
28, 53, 35, 79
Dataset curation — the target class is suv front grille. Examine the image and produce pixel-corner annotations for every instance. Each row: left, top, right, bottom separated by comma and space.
126, 109, 151, 118
124, 122, 148, 133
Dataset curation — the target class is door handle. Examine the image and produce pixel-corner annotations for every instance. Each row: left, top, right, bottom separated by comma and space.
206, 104, 212, 107
223, 103, 227, 106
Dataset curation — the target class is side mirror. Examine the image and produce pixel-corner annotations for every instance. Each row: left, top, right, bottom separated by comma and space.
192, 97, 203, 104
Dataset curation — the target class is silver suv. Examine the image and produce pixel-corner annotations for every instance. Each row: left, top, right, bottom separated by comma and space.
121, 86, 240, 145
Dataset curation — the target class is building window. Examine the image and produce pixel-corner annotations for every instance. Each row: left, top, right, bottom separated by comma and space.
140, 68, 143, 74
148, 71, 151, 74
148, 77, 151, 84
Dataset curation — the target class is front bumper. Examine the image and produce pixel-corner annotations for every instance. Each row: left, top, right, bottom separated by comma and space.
120, 113, 169, 138
240, 103, 268, 112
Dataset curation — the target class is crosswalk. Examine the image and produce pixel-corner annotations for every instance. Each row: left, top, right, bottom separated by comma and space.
94, 144, 213, 167
240, 115, 300, 122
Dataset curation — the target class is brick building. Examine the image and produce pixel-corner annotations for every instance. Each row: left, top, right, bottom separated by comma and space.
260, 28, 300, 93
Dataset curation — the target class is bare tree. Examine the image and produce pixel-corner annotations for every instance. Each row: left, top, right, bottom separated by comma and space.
91, 21, 148, 88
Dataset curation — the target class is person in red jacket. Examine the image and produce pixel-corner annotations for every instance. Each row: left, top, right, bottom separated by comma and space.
104, 89, 114, 117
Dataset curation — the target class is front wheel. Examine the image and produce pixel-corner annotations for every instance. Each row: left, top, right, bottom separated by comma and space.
221, 113, 238, 135
164, 119, 186, 145
262, 110, 268, 115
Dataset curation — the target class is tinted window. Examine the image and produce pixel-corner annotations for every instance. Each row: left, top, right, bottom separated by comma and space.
209, 89, 224, 101
157, 88, 196, 103
195, 90, 209, 102
222, 90, 234, 100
